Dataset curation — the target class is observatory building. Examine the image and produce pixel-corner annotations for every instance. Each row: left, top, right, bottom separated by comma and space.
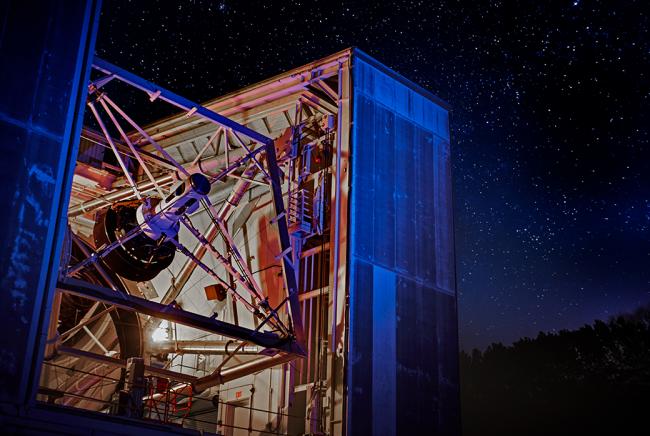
0, 3, 458, 435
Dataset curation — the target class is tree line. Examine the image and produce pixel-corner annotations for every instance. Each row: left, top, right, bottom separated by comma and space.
460, 305, 650, 435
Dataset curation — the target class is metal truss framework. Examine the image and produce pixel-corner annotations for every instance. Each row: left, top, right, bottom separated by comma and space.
60, 56, 307, 368
28, 44, 457, 435
38, 50, 354, 433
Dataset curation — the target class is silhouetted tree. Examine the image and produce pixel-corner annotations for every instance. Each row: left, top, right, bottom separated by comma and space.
460, 305, 650, 436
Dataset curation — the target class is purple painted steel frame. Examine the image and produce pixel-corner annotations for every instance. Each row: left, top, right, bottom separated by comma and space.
88, 57, 305, 351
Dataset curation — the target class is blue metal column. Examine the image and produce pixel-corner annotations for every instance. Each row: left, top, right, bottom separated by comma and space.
0, 0, 101, 408
346, 49, 459, 435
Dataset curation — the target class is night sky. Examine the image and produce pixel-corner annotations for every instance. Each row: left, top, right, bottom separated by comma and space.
96, 0, 649, 350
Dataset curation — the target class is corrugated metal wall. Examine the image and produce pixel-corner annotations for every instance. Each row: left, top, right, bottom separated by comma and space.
347, 52, 459, 435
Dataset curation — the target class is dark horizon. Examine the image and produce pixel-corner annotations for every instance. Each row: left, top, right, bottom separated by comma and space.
461, 300, 650, 353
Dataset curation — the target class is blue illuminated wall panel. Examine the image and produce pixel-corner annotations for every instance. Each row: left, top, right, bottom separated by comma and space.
347, 50, 459, 435
0, 0, 100, 409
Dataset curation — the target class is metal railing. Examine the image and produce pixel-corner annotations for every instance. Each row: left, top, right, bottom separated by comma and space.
38, 360, 307, 435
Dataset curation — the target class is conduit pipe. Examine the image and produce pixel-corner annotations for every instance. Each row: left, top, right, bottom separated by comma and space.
151, 340, 263, 355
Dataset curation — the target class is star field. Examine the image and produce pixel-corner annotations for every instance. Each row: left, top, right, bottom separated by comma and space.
96, 0, 650, 350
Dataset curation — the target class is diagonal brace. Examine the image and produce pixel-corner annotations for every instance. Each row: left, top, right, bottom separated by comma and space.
57, 278, 303, 354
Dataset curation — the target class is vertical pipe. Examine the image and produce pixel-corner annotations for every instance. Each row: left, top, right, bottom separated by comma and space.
247, 384, 254, 436
330, 62, 344, 353
279, 363, 287, 433
306, 298, 312, 381
328, 56, 351, 436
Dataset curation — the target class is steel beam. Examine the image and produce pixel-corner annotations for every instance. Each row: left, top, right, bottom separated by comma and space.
264, 138, 305, 348
137, 57, 347, 148
58, 346, 197, 384
57, 278, 302, 354
92, 57, 272, 145
87, 101, 141, 199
